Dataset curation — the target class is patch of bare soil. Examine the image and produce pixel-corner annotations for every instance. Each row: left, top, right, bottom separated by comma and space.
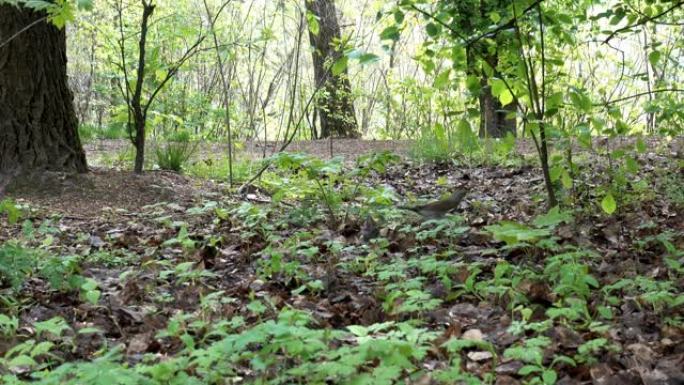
5, 168, 211, 218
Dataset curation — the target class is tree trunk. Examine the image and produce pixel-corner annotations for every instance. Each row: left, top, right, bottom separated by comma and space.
478, 83, 517, 138
0, 5, 88, 174
466, 45, 516, 139
305, 0, 358, 139
130, 1, 155, 174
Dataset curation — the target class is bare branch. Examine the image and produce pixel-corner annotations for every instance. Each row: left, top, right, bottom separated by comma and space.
597, 88, 684, 106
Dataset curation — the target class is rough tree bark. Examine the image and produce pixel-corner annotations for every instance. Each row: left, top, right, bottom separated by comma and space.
305, 0, 359, 139
0, 5, 88, 174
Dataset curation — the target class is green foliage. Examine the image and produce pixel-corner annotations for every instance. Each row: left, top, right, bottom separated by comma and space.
100, 146, 137, 169
409, 123, 456, 162
1, 309, 442, 385
0, 243, 96, 304
184, 146, 252, 182
504, 336, 560, 385
545, 251, 599, 300
77, 124, 97, 142
154, 140, 198, 172
78, 124, 128, 141
9, 0, 92, 28
409, 122, 519, 166
0, 199, 23, 224
100, 125, 128, 140
0, 242, 35, 290
486, 207, 572, 246
485, 222, 552, 246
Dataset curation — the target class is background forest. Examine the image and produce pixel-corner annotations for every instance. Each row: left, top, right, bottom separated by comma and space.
68, 0, 683, 142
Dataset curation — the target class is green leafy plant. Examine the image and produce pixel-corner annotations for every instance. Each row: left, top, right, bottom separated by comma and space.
504, 336, 566, 385
155, 140, 198, 172
0, 199, 22, 224
485, 207, 572, 246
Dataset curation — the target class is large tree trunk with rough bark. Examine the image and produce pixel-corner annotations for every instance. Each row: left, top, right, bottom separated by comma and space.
0, 5, 88, 174
305, 0, 358, 139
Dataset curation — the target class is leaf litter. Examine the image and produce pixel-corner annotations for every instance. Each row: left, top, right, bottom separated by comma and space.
0, 144, 682, 384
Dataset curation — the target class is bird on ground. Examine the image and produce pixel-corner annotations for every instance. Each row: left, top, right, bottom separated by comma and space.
399, 189, 467, 219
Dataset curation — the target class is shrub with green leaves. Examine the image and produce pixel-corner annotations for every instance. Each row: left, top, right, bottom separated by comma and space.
0, 243, 94, 301
155, 141, 198, 172
0, 242, 36, 290
409, 123, 456, 162
0, 199, 22, 224
187, 156, 253, 182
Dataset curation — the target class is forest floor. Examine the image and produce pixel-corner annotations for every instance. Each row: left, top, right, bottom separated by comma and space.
0, 138, 683, 384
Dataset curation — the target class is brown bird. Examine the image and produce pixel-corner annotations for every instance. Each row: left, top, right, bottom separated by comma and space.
400, 189, 467, 219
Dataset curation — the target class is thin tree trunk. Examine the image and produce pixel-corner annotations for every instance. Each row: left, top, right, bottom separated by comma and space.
131, 1, 155, 174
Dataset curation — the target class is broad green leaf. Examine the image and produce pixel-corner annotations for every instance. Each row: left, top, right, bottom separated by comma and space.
489, 12, 501, 23
425, 22, 440, 37
561, 170, 573, 189
393, 10, 405, 24
485, 222, 551, 246
601, 193, 617, 214
433, 69, 451, 89
331, 56, 348, 76
155, 69, 167, 82
306, 11, 319, 36
499, 89, 513, 106
490, 78, 506, 97
84, 289, 101, 305
466, 76, 481, 93
380, 26, 400, 41
519, 365, 542, 375
625, 157, 639, 173
609, 13, 624, 25
9, 355, 37, 369
358, 53, 380, 65
648, 51, 661, 67
347, 325, 368, 336
77, 0, 93, 10
569, 90, 592, 112
542, 369, 558, 385
533, 206, 573, 228
550, 165, 563, 182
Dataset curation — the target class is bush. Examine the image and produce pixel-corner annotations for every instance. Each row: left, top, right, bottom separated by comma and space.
186, 155, 254, 182
155, 141, 198, 172
409, 123, 457, 162
409, 121, 519, 166
100, 124, 127, 140
78, 124, 98, 142
100, 146, 136, 169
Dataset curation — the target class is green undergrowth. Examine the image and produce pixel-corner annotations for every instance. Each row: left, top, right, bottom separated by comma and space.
409, 122, 522, 167
78, 124, 128, 142
1, 151, 682, 384
186, 155, 255, 183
